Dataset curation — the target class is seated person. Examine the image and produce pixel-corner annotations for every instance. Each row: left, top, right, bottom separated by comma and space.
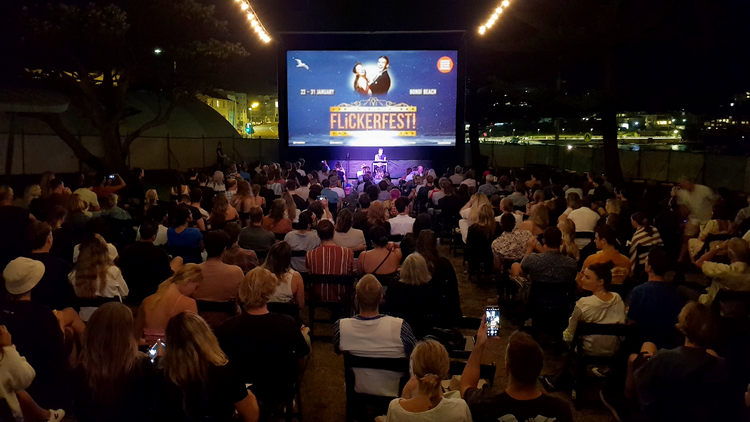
510, 227, 577, 303
306, 220, 354, 302
219, 222, 258, 273
27, 221, 74, 310
627, 246, 684, 348
119, 220, 174, 304
99, 193, 131, 220
196, 231, 243, 328
262, 199, 294, 235
628, 302, 731, 421
460, 325, 573, 422
134, 264, 202, 345
563, 261, 626, 356
2, 257, 80, 415
69, 234, 129, 321
491, 213, 532, 263
385, 253, 442, 338
0, 325, 50, 422
579, 224, 631, 286
166, 206, 204, 264
216, 267, 310, 407
156, 312, 260, 422
238, 207, 276, 252
333, 209, 367, 253
334, 275, 417, 397
398, 214, 432, 262
693, 237, 750, 307
263, 242, 305, 309
358, 226, 402, 283
390, 197, 415, 236
387, 340, 472, 421
284, 211, 321, 272
466, 204, 500, 273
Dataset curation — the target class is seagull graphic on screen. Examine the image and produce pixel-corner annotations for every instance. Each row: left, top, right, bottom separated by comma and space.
293, 57, 311, 72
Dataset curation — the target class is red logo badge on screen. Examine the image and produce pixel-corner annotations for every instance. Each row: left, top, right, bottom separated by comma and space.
437, 56, 454, 74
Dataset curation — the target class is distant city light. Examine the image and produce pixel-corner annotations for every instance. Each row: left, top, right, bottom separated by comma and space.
251, 102, 260, 108
674, 130, 679, 134
567, 145, 573, 150
153, 48, 162, 55
478, 1, 512, 35
730, 103, 735, 106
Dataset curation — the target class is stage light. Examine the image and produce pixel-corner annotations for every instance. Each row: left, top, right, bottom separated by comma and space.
478, 1, 511, 35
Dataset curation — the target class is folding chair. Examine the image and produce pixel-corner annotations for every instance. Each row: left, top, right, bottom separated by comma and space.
343, 353, 410, 422
302, 273, 356, 340
268, 301, 302, 326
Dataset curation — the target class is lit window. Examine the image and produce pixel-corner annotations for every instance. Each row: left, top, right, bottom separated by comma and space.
216, 100, 220, 107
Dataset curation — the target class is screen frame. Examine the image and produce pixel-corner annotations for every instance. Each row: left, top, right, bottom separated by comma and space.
277, 31, 466, 162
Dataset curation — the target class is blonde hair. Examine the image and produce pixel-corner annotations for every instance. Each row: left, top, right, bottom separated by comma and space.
67, 193, 87, 214
103, 193, 119, 210
529, 204, 549, 229
73, 234, 111, 297
153, 264, 203, 305
22, 185, 42, 208
476, 203, 497, 238
282, 191, 297, 221
411, 340, 450, 397
356, 274, 382, 312
558, 218, 580, 261
238, 267, 278, 309
605, 198, 621, 215
400, 253, 431, 286
468, 194, 490, 224
367, 201, 388, 225
79, 302, 140, 404
144, 189, 159, 214
162, 312, 227, 389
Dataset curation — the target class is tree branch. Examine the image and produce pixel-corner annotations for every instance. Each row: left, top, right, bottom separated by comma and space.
120, 97, 177, 156
32, 113, 103, 170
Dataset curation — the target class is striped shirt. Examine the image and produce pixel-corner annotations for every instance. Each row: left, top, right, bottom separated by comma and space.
629, 227, 663, 272
333, 314, 417, 356
306, 245, 354, 301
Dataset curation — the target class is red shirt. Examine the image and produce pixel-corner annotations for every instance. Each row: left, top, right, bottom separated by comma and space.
306, 245, 354, 302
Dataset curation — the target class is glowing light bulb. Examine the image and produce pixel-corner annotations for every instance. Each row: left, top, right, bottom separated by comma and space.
251, 19, 259, 27
247, 13, 254, 19
479, 26, 486, 34
240, 3, 249, 10
502, 0, 510, 7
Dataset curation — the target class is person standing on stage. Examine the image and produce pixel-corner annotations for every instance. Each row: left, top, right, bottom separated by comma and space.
375, 148, 386, 161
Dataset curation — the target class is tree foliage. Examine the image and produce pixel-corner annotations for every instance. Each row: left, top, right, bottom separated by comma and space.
17, 0, 249, 172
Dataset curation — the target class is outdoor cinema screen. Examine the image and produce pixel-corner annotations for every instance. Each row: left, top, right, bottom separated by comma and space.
286, 50, 458, 147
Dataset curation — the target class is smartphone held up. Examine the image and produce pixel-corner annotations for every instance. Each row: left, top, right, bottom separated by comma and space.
486, 306, 500, 337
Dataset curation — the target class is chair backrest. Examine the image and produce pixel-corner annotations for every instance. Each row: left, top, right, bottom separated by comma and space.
254, 249, 269, 263
387, 234, 404, 243
165, 244, 202, 260
343, 353, 410, 401
528, 281, 576, 308
291, 249, 308, 258
712, 289, 750, 318
274, 232, 287, 241
75, 295, 121, 309
196, 300, 239, 314
267, 302, 301, 324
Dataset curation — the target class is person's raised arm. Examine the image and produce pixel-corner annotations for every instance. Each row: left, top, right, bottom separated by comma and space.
234, 390, 260, 422
460, 315, 487, 399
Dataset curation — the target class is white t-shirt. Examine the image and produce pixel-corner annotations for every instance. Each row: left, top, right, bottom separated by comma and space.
296, 186, 310, 201
460, 178, 477, 189
565, 187, 584, 199
73, 188, 100, 208
331, 187, 346, 199
334, 228, 366, 249
676, 184, 717, 224
390, 215, 416, 236
495, 213, 522, 229
68, 266, 129, 321
385, 397, 472, 422
136, 224, 168, 246
568, 207, 600, 233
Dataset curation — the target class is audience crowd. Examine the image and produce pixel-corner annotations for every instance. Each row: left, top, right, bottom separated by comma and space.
1, 160, 750, 422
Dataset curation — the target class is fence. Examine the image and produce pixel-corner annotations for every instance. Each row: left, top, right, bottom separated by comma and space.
2, 133, 750, 192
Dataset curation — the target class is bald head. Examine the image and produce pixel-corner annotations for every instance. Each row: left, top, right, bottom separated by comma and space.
728, 238, 750, 264
356, 274, 382, 312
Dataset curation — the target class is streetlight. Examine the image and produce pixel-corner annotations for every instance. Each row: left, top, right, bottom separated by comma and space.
249, 102, 260, 124
154, 48, 162, 55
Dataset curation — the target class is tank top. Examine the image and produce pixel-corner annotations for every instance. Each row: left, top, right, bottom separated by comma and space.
268, 270, 295, 303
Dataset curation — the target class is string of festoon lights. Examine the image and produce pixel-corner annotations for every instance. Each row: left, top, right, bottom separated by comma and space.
234, 0, 271, 43
478, 0, 511, 35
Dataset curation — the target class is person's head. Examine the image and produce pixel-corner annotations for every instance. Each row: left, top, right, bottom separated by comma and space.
529, 204, 549, 229
308, 201, 324, 221
356, 274, 383, 313
505, 331, 544, 388
317, 220, 335, 242
210, 194, 229, 225
67, 193, 87, 214
353, 62, 365, 75
378, 180, 388, 191
79, 302, 140, 403
187, 188, 201, 205
400, 253, 431, 286
3, 257, 45, 299
500, 197, 514, 213
203, 230, 229, 258
581, 261, 614, 292
394, 196, 410, 214
285, 180, 297, 192
49, 178, 65, 194
73, 234, 112, 297
358, 193, 371, 210
605, 198, 621, 215
171, 205, 191, 227
261, 241, 292, 281
476, 203, 496, 234
162, 312, 228, 388
298, 210, 313, 230
377, 56, 389, 70
441, 180, 454, 195
630, 211, 649, 228
500, 212, 516, 232
645, 246, 672, 277
28, 221, 53, 252
390, 189, 401, 201
727, 238, 750, 264
157, 263, 203, 298
321, 179, 330, 189
330, 175, 341, 188
239, 266, 278, 310
542, 226, 563, 249
267, 198, 285, 221
369, 224, 389, 248
335, 208, 354, 233
47, 205, 68, 229
378, 148, 383, 155
557, 218, 576, 240
211, 170, 224, 184
367, 201, 387, 225
532, 189, 544, 204
22, 185, 42, 204
410, 340, 450, 396
514, 183, 526, 195
594, 224, 617, 250
366, 184, 379, 202
236, 180, 251, 197
566, 192, 582, 210
223, 222, 242, 247
102, 193, 119, 211
676, 302, 717, 348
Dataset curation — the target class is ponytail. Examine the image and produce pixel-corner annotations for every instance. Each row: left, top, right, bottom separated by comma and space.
631, 211, 653, 236
411, 340, 450, 399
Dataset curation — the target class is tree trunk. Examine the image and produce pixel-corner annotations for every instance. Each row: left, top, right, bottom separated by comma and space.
602, 49, 624, 186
